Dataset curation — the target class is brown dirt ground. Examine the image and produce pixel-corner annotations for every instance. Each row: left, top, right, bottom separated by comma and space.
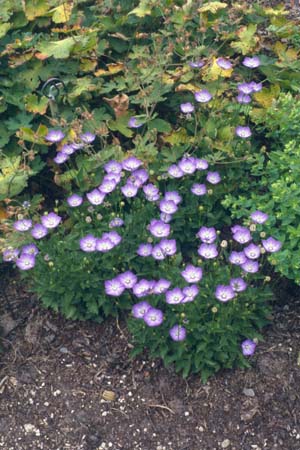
0, 267, 300, 450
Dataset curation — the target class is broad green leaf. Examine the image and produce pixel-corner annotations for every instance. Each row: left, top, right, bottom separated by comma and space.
37, 37, 75, 59
108, 114, 133, 138
17, 124, 48, 144
230, 24, 259, 55
51, 3, 73, 23
148, 119, 172, 133
23, 0, 49, 20
253, 85, 280, 108
0, 22, 11, 38
163, 128, 190, 145
128, 1, 152, 17
25, 94, 49, 115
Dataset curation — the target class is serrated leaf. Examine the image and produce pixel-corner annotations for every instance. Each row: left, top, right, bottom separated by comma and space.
108, 114, 133, 138
17, 124, 48, 144
163, 128, 190, 145
148, 119, 172, 133
37, 37, 75, 59
95, 63, 125, 77
230, 24, 259, 55
0, 22, 11, 38
23, 0, 49, 20
274, 42, 298, 62
51, 3, 73, 23
25, 94, 49, 115
198, 2, 227, 13
128, 1, 152, 17
253, 85, 280, 108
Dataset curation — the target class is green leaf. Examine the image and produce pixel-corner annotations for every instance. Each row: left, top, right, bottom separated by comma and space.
37, 37, 75, 59
148, 119, 172, 133
128, 1, 152, 17
0, 22, 11, 38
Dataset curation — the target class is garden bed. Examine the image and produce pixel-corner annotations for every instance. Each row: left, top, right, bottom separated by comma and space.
0, 269, 299, 450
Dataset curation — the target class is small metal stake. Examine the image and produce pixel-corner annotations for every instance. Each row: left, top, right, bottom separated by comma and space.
40, 77, 66, 118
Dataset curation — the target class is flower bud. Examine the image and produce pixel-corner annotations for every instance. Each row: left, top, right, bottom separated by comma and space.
85, 216, 92, 223
17, 214, 24, 220
180, 313, 186, 318
96, 214, 103, 220
264, 276, 271, 282
260, 231, 266, 238
198, 206, 204, 211
48, 261, 54, 267
211, 306, 218, 313
220, 240, 228, 248
207, 189, 213, 195
250, 224, 256, 232
120, 201, 125, 207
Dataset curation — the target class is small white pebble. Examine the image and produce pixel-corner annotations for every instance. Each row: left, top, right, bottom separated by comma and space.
184, 411, 189, 416
128, 391, 133, 397
102, 411, 108, 417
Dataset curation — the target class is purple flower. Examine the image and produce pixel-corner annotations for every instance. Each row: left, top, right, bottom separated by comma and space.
159, 199, 178, 215
250, 210, 268, 224
237, 82, 253, 95
137, 243, 153, 257
197, 226, 217, 244
241, 339, 256, 356
180, 102, 195, 114
86, 189, 106, 206
189, 60, 205, 68
237, 93, 252, 104
102, 231, 122, 246
143, 183, 160, 201
249, 81, 262, 92
54, 152, 69, 164
232, 228, 252, 244
109, 217, 124, 228
122, 156, 142, 172
241, 259, 259, 273
242, 56, 260, 68
191, 183, 207, 196
144, 308, 164, 327
151, 244, 165, 260
231, 224, 247, 234
71, 142, 84, 151
121, 183, 139, 198
128, 117, 144, 128
153, 279, 171, 294
16, 254, 35, 271
194, 89, 212, 103
182, 284, 199, 303
79, 234, 97, 252
99, 178, 117, 194
195, 158, 209, 170
159, 239, 177, 256
215, 285, 235, 302
168, 164, 184, 178
235, 126, 252, 139
244, 243, 261, 259
216, 57, 232, 70
166, 287, 185, 304
148, 219, 170, 238
118, 271, 138, 289
229, 251, 247, 265
31, 224, 48, 239
104, 160, 122, 174
132, 168, 149, 185
262, 237, 282, 253
206, 171, 221, 185
13, 219, 32, 232
104, 278, 126, 297
21, 244, 39, 256
133, 279, 152, 298
160, 213, 173, 223
230, 278, 247, 292
67, 194, 83, 207
104, 172, 121, 184
61, 144, 75, 155
181, 264, 203, 283
2, 248, 19, 262
45, 129, 65, 143
79, 132, 96, 144
96, 237, 114, 252
178, 157, 197, 175
41, 212, 62, 229
198, 243, 218, 259
132, 301, 151, 319
169, 325, 187, 341
164, 191, 182, 205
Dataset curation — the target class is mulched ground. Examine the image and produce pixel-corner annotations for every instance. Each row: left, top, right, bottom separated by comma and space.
0, 267, 300, 450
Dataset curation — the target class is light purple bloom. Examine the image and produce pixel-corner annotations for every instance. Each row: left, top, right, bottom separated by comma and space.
197, 226, 217, 244
191, 183, 207, 196
178, 157, 197, 175
86, 189, 106, 206
159, 239, 177, 256
144, 308, 164, 327
189, 60, 205, 68
132, 168, 149, 185
128, 117, 144, 128
96, 237, 114, 252
241, 339, 256, 356
102, 231, 122, 246
151, 244, 165, 260
61, 144, 75, 155
104, 172, 121, 184
2, 248, 19, 262
132, 301, 151, 319
195, 158, 209, 170
45, 129, 65, 143
54, 152, 69, 164
164, 191, 182, 205
215, 285, 235, 302
16, 254, 35, 271
198, 243, 218, 259
104, 278, 126, 297
194, 89, 212, 103
99, 178, 117, 194
122, 156, 142, 172
31, 224, 48, 239
241, 259, 259, 273
21, 244, 39, 256
118, 271, 138, 289
169, 325, 186, 341
137, 243, 153, 257
166, 287, 185, 304
180, 102, 195, 114
243, 56, 260, 68
13, 219, 32, 232
160, 213, 173, 223
79, 234, 97, 252
244, 243, 261, 259
148, 219, 170, 238
235, 126, 252, 139
168, 164, 184, 178
181, 264, 203, 283
229, 251, 247, 265
216, 57, 232, 70
133, 279, 152, 298
159, 199, 178, 215
121, 183, 139, 198
104, 160, 122, 174
153, 279, 171, 294
67, 194, 83, 207
237, 93, 252, 104
262, 237, 282, 253
71, 142, 84, 151
206, 171, 221, 185
41, 212, 62, 229
230, 278, 247, 292
109, 217, 124, 228
250, 210, 268, 224
80, 132, 96, 144
237, 82, 253, 95
143, 183, 160, 201
182, 284, 199, 303
232, 228, 252, 244
249, 81, 262, 92
231, 224, 247, 234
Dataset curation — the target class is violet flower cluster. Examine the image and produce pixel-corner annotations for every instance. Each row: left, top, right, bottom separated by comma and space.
46, 130, 96, 165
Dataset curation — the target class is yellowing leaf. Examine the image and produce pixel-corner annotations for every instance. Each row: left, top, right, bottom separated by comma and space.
80, 58, 97, 72
202, 57, 233, 81
23, 0, 49, 20
51, 3, 73, 23
128, 1, 152, 17
254, 85, 280, 108
175, 83, 200, 92
274, 42, 298, 62
230, 24, 259, 55
25, 94, 49, 115
94, 63, 124, 77
198, 2, 227, 13
162, 73, 175, 85
0, 205, 8, 221
264, 6, 288, 16
37, 37, 75, 59
0, 23, 11, 39
163, 128, 190, 145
